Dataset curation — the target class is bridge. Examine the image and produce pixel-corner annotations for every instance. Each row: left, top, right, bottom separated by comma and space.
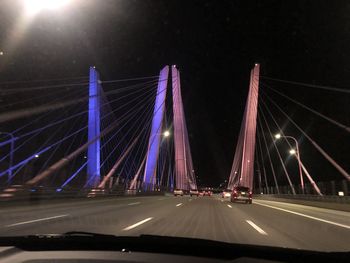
0, 64, 349, 251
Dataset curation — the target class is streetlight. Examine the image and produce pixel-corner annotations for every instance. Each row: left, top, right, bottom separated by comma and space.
163, 130, 170, 137
289, 149, 296, 155
147, 130, 170, 148
275, 133, 304, 194
144, 129, 170, 190
0, 132, 16, 184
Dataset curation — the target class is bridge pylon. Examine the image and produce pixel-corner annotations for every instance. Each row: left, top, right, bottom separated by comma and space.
86, 66, 101, 188
228, 64, 260, 190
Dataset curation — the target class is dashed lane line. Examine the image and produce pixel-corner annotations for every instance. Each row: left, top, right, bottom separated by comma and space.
6, 214, 69, 227
122, 217, 154, 231
246, 220, 268, 235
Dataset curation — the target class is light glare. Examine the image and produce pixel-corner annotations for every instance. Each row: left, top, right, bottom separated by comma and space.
163, 130, 170, 137
289, 149, 296, 155
275, 133, 281, 139
24, 0, 70, 15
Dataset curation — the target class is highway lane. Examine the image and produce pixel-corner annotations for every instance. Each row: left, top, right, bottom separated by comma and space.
0, 195, 349, 252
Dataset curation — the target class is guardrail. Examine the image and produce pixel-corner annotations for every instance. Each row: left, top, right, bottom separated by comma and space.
254, 194, 350, 212
0, 185, 165, 205
254, 194, 350, 204
258, 179, 349, 196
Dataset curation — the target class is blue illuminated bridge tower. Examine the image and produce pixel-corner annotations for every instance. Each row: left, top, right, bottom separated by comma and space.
85, 65, 197, 191
86, 66, 101, 188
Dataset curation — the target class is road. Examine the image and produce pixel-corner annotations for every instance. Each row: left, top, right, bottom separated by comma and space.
0, 195, 349, 252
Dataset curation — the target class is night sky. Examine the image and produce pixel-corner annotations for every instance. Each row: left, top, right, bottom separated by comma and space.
0, 0, 349, 187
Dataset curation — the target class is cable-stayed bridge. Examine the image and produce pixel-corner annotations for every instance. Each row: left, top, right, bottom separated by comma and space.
227, 64, 349, 197
0, 65, 196, 193
0, 64, 349, 252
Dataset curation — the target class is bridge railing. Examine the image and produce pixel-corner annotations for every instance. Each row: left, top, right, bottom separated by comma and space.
257, 179, 349, 196
254, 193, 350, 203
254, 193, 350, 212
0, 184, 165, 204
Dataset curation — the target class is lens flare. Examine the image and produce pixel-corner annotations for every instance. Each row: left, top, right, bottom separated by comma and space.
24, 0, 70, 15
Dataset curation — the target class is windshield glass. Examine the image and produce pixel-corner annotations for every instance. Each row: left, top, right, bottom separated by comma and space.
0, 0, 349, 253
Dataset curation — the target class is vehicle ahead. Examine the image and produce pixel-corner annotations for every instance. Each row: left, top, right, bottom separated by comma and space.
204, 190, 212, 196
201, 188, 212, 196
221, 189, 231, 198
230, 186, 252, 204
189, 189, 199, 197
173, 189, 184, 196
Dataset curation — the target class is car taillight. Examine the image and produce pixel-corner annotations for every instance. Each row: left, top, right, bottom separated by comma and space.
249, 191, 252, 197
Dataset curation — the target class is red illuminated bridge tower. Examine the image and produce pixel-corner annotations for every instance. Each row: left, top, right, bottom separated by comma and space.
228, 64, 260, 190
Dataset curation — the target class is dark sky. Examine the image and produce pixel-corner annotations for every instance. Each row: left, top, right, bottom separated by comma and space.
0, 0, 349, 187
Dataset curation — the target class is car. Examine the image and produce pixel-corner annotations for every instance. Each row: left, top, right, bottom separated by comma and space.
230, 186, 252, 204
189, 189, 199, 197
202, 189, 212, 196
221, 189, 231, 198
173, 189, 184, 196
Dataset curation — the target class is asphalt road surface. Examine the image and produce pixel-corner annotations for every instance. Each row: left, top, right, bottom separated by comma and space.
0, 195, 349, 252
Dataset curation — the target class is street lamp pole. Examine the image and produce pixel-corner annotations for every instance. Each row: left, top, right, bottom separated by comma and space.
275, 134, 304, 194
286, 136, 304, 194
0, 132, 15, 184
145, 130, 170, 189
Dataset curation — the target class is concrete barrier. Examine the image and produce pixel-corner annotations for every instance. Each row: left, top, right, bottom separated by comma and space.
0, 186, 165, 207
254, 194, 350, 212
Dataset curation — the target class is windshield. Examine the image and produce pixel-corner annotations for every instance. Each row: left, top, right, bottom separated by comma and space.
0, 0, 349, 253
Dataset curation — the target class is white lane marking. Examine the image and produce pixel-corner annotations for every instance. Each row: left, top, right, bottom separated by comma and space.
189, 199, 192, 202
128, 202, 141, 206
255, 201, 350, 230
6, 214, 69, 227
221, 200, 224, 202
158, 198, 165, 201
246, 220, 268, 235
227, 204, 232, 208
176, 203, 183, 207
122, 217, 153, 231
